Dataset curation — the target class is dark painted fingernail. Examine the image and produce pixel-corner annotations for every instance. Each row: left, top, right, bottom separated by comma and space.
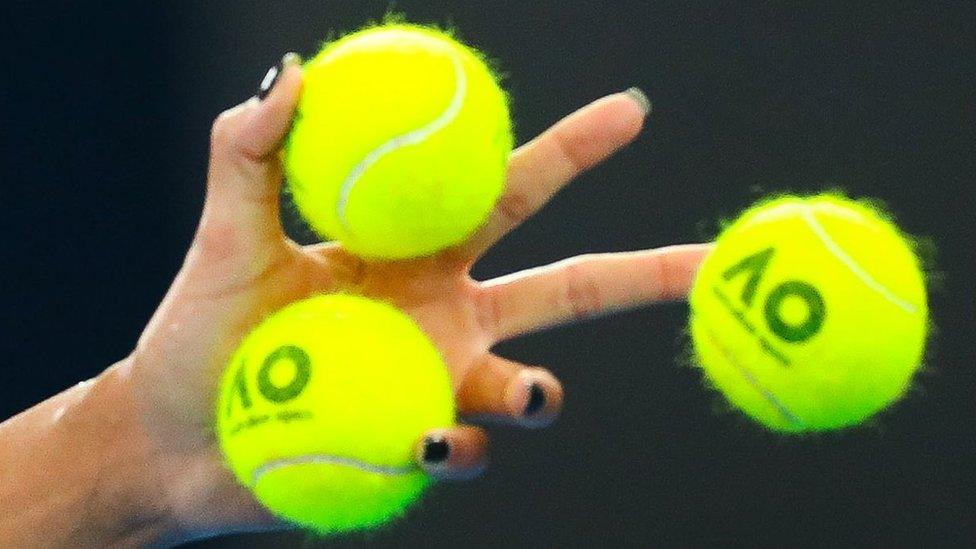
423, 436, 450, 463
524, 383, 546, 416
258, 52, 301, 100
257, 64, 280, 100
625, 87, 652, 115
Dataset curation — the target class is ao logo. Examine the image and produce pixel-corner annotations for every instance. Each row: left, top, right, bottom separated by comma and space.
225, 345, 312, 417
721, 247, 826, 345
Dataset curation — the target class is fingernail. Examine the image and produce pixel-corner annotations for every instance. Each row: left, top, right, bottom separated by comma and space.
423, 436, 450, 463
281, 51, 302, 67
257, 65, 280, 100
257, 53, 301, 100
524, 383, 546, 416
625, 87, 652, 116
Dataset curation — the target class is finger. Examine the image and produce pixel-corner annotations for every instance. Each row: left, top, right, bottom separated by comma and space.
236, 52, 305, 160
415, 425, 489, 481
456, 355, 564, 429
480, 244, 712, 341
195, 53, 303, 260
456, 88, 651, 261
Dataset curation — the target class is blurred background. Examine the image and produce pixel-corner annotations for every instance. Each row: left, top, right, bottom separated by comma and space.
2, 1, 974, 546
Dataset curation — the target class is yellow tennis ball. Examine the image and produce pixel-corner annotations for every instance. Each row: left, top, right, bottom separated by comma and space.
215, 294, 455, 534
284, 23, 513, 259
689, 194, 928, 433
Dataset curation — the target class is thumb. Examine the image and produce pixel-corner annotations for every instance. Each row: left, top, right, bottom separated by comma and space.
196, 53, 303, 266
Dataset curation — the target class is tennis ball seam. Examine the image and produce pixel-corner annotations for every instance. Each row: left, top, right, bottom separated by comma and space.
800, 205, 919, 314
335, 48, 467, 235
698, 319, 806, 429
251, 454, 419, 487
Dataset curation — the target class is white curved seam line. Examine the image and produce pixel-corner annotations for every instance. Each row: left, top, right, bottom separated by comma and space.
800, 206, 918, 314
336, 51, 468, 234
251, 454, 418, 486
704, 326, 805, 429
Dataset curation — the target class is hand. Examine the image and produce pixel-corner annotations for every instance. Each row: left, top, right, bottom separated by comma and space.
122, 54, 709, 541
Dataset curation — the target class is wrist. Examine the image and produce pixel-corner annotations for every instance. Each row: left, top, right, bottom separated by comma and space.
65, 359, 176, 546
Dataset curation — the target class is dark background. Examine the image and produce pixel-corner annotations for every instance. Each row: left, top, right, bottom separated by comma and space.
2, 1, 974, 546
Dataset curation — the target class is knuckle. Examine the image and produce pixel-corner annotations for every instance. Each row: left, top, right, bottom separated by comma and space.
562, 256, 604, 320
209, 106, 245, 154
192, 219, 240, 264
495, 190, 534, 225
645, 251, 676, 301
550, 126, 588, 174
475, 286, 504, 336
210, 110, 234, 140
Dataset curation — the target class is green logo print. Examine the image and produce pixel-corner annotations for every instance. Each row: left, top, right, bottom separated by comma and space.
722, 248, 826, 344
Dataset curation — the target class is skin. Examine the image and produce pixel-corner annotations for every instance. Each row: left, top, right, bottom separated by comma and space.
0, 54, 709, 546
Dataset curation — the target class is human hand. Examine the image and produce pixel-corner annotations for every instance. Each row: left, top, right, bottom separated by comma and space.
122, 54, 709, 542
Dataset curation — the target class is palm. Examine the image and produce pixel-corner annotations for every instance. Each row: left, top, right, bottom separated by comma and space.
135, 245, 485, 426
124, 60, 708, 540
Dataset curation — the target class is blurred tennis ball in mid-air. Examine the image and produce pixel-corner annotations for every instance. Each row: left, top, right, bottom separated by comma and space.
689, 194, 928, 432
216, 294, 455, 533
284, 23, 513, 259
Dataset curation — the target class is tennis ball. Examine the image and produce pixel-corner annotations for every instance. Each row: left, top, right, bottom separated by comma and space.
216, 294, 455, 533
284, 24, 513, 259
689, 194, 928, 433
